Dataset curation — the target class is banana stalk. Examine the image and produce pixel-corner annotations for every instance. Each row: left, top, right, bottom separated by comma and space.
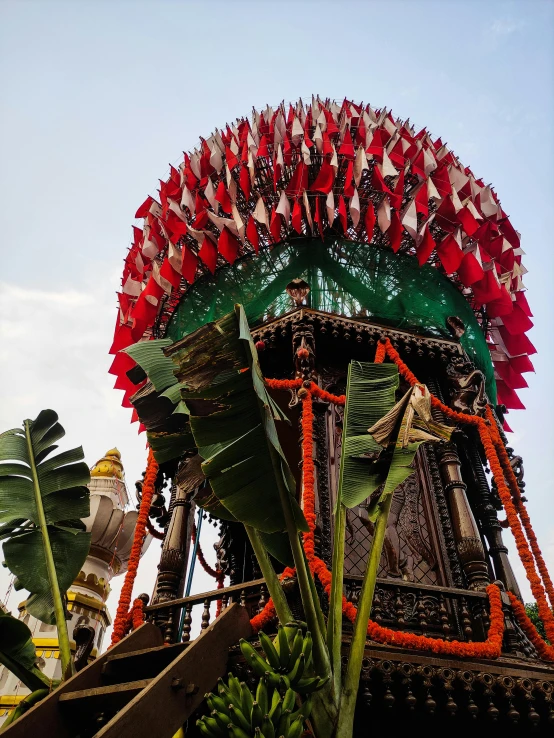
267, 446, 331, 682
336, 493, 392, 737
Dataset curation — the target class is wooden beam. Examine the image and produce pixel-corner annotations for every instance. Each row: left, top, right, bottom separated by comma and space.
145, 578, 265, 612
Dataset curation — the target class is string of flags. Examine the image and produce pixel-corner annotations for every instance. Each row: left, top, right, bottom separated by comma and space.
109, 96, 534, 424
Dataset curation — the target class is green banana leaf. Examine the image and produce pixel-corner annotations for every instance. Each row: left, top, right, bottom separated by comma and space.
123, 339, 194, 464
366, 384, 453, 521
0, 411, 91, 623
0, 610, 49, 692
123, 338, 174, 391
337, 362, 400, 509
166, 305, 308, 538
123, 306, 304, 562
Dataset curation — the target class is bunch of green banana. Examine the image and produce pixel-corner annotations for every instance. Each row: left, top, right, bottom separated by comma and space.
196, 667, 314, 738
239, 625, 327, 695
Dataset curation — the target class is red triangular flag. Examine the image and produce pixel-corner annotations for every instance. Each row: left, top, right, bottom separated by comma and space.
198, 238, 217, 274
292, 199, 303, 234
160, 257, 181, 289
182, 245, 198, 284
436, 234, 463, 273
339, 127, 355, 160
246, 216, 260, 253
364, 201, 376, 241
218, 227, 240, 265
343, 160, 355, 198
414, 181, 429, 217
388, 211, 403, 253
215, 180, 232, 213
286, 161, 308, 197
225, 146, 239, 170
135, 196, 154, 219
416, 226, 435, 265
257, 135, 270, 158
457, 205, 479, 237
270, 208, 281, 242
310, 159, 335, 194
239, 165, 251, 200
457, 250, 484, 286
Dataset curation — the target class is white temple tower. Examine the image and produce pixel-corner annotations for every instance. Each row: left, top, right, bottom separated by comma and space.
0, 449, 151, 722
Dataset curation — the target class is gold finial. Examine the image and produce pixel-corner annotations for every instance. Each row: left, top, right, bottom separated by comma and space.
90, 448, 124, 480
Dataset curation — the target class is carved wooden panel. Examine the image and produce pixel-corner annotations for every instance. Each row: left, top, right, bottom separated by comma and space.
343, 464, 442, 585
319, 387, 452, 586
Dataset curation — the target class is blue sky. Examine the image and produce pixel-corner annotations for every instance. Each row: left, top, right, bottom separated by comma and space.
1, 0, 553, 626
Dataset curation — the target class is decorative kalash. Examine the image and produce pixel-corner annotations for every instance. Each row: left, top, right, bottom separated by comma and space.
7, 97, 551, 738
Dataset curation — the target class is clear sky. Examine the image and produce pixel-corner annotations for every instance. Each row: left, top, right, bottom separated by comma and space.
1, 0, 553, 636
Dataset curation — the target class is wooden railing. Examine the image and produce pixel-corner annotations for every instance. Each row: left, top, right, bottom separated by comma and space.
144, 578, 267, 643
144, 576, 536, 658
345, 576, 490, 642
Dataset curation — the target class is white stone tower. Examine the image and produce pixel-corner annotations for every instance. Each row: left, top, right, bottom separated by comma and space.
0, 449, 151, 722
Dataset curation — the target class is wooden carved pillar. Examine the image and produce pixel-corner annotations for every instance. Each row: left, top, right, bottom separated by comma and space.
427, 373, 490, 592
436, 444, 490, 591
459, 433, 522, 599
151, 477, 194, 638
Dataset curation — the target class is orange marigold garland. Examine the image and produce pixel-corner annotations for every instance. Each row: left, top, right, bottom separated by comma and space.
253, 370, 508, 657
250, 567, 296, 633
476, 418, 554, 643
372, 339, 554, 649
374, 340, 386, 364
486, 406, 554, 609
251, 354, 553, 659
111, 447, 159, 645
507, 592, 554, 662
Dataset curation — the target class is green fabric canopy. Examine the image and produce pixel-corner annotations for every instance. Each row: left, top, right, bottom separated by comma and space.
166, 238, 495, 403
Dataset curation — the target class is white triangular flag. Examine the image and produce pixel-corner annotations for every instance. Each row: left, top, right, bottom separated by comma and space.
349, 188, 360, 228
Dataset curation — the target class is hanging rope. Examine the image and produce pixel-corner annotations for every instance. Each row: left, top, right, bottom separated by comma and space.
110, 448, 158, 645
191, 519, 225, 615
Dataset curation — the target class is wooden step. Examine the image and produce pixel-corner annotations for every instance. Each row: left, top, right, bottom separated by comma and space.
94, 604, 251, 738
2, 623, 163, 738
101, 642, 189, 682
59, 680, 152, 720
2, 605, 251, 738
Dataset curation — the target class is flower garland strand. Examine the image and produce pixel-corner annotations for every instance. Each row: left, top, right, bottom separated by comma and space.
485, 406, 554, 608
111, 448, 159, 645
257, 374, 505, 657
379, 338, 554, 645
128, 344, 546, 657
250, 567, 296, 633
475, 418, 554, 642
507, 592, 554, 662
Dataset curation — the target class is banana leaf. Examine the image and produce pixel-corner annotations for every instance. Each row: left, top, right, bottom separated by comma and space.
123, 338, 174, 391
124, 339, 195, 465
0, 610, 49, 692
337, 361, 400, 509
166, 305, 308, 538
0, 411, 91, 624
365, 383, 453, 521
123, 306, 305, 560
